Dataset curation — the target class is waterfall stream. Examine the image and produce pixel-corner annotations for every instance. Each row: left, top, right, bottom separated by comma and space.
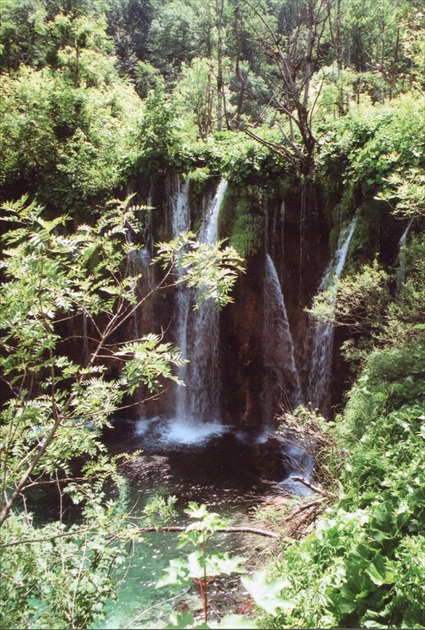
307, 217, 357, 413
264, 254, 301, 408
136, 178, 229, 449
171, 174, 191, 418
397, 218, 414, 293
126, 190, 155, 340
279, 441, 315, 496
185, 179, 228, 423
127, 245, 154, 340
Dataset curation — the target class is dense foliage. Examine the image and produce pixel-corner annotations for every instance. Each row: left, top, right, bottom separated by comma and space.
247, 337, 425, 628
1, 0, 424, 627
0, 195, 243, 627
247, 216, 425, 626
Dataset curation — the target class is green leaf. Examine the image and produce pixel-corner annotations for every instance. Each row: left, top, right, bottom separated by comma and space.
241, 571, 292, 616
165, 611, 198, 628
209, 552, 246, 576
208, 613, 258, 628
156, 558, 191, 589
365, 558, 395, 587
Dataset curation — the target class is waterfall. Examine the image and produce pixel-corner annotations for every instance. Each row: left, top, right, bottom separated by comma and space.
397, 218, 414, 294
128, 247, 152, 339
185, 180, 228, 423
171, 174, 191, 418
199, 179, 227, 244
279, 441, 315, 496
264, 254, 302, 409
134, 177, 229, 448
126, 192, 155, 340
169, 177, 228, 424
171, 174, 191, 237
307, 217, 357, 413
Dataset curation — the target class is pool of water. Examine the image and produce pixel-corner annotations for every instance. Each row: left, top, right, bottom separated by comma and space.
97, 416, 276, 629
97, 522, 262, 629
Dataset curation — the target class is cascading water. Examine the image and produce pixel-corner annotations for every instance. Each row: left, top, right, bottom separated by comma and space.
185, 179, 228, 423
126, 190, 156, 340
135, 178, 229, 449
307, 216, 357, 413
279, 440, 315, 496
263, 255, 312, 493
127, 244, 154, 340
264, 254, 302, 410
170, 174, 191, 418
397, 218, 414, 294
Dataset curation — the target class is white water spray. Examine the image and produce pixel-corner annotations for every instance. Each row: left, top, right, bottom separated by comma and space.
171, 174, 191, 418
397, 218, 414, 294
133, 415, 228, 449
279, 441, 315, 496
186, 180, 228, 423
167, 177, 228, 426
308, 216, 357, 412
264, 254, 302, 407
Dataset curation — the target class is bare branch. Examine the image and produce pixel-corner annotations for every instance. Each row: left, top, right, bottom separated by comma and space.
291, 476, 336, 498
0, 524, 279, 549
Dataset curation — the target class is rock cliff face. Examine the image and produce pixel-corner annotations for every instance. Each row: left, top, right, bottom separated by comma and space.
220, 181, 331, 427
128, 172, 351, 428
221, 252, 266, 429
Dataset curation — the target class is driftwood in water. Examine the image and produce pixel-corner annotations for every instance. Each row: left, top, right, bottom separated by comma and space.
0, 525, 279, 549
135, 525, 279, 539
290, 475, 336, 498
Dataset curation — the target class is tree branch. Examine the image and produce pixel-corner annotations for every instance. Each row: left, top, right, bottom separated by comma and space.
0, 524, 279, 549
291, 476, 336, 498
134, 525, 279, 538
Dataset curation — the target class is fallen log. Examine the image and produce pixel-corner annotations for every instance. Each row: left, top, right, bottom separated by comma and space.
134, 526, 279, 538
290, 476, 336, 498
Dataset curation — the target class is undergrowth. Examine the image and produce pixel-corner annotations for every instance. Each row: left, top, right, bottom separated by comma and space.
254, 336, 425, 629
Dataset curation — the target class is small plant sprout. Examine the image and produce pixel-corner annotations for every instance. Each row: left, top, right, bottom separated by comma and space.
156, 502, 247, 625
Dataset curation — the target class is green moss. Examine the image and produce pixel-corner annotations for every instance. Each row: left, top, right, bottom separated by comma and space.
328, 223, 340, 253
278, 174, 298, 198
188, 168, 216, 231
188, 168, 213, 208
347, 200, 382, 269
218, 186, 239, 240
230, 213, 264, 258
341, 186, 358, 217
218, 184, 265, 257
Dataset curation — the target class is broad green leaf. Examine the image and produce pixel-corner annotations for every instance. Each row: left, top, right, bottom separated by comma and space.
208, 613, 257, 628
241, 571, 292, 616
156, 558, 191, 589
209, 552, 246, 576
166, 611, 199, 628
365, 558, 395, 587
